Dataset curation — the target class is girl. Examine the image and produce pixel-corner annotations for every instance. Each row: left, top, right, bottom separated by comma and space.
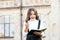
23, 8, 46, 40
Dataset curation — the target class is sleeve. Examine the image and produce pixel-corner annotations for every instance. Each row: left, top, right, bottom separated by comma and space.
22, 21, 28, 37
39, 20, 47, 38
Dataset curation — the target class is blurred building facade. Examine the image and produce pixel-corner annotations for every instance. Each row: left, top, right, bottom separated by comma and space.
0, 0, 60, 40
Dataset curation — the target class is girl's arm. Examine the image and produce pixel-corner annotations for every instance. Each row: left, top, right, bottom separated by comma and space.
24, 22, 29, 32
22, 22, 28, 37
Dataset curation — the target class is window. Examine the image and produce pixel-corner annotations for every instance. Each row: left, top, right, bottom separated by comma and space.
22, 0, 50, 6
0, 16, 14, 38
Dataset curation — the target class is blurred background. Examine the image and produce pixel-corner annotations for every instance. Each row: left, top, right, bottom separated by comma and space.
0, 0, 60, 40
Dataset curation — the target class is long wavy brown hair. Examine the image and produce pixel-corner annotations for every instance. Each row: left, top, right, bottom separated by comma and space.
26, 8, 39, 22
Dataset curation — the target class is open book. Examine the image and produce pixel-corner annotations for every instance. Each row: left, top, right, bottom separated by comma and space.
27, 28, 47, 35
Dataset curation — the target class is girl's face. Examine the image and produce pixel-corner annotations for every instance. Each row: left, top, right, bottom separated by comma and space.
30, 11, 36, 20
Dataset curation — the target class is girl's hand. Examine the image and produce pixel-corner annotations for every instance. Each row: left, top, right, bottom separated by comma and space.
25, 22, 29, 27
33, 31, 42, 36
24, 22, 29, 32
